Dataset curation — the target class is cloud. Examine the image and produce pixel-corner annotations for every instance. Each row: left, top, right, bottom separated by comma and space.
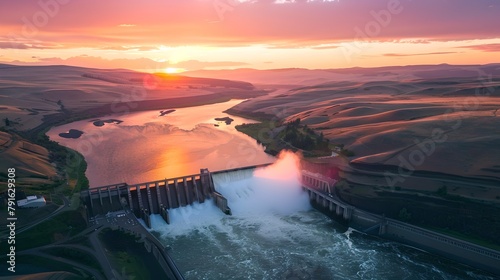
266, 42, 339, 49
0, 42, 31, 49
1, 0, 499, 48
0, 41, 59, 49
383, 52, 457, 57
395, 39, 431, 44
13, 55, 248, 71
98, 45, 160, 51
458, 43, 500, 52
173, 60, 248, 69
274, 0, 296, 3
311, 44, 339, 50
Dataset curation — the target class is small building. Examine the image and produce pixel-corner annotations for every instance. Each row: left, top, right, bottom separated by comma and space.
17, 195, 46, 208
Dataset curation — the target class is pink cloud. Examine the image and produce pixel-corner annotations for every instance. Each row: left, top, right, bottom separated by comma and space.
384, 52, 457, 57
459, 43, 500, 53
0, 0, 498, 49
7, 55, 248, 71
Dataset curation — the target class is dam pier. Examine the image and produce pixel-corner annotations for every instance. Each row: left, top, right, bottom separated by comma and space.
81, 168, 231, 228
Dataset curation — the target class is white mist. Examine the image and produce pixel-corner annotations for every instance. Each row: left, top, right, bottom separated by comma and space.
150, 151, 310, 237
216, 151, 310, 216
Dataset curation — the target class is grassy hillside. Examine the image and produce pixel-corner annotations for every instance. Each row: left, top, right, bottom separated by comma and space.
0, 130, 57, 194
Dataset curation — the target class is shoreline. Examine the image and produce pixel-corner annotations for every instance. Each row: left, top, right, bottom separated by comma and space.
38, 98, 274, 188
21, 97, 254, 192
25, 89, 269, 138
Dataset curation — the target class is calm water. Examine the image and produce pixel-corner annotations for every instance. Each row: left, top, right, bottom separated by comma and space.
47, 100, 275, 187
48, 100, 495, 279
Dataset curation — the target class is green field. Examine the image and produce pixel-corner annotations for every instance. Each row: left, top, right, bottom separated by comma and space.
99, 229, 167, 279
15, 210, 87, 251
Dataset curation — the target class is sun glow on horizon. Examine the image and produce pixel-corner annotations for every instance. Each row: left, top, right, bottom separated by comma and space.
164, 67, 186, 74
2, 1, 499, 70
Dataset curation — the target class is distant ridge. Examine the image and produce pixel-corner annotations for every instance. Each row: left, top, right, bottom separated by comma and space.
184, 63, 500, 85
0, 63, 256, 90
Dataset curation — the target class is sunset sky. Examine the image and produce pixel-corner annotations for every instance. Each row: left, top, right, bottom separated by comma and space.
1, 0, 500, 72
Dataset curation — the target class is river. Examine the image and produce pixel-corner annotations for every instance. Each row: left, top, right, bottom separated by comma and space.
47, 99, 275, 187
47, 100, 495, 279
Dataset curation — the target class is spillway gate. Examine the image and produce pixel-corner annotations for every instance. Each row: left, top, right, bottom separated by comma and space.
81, 168, 231, 227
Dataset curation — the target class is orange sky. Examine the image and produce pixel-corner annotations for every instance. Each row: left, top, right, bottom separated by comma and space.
1, 0, 500, 72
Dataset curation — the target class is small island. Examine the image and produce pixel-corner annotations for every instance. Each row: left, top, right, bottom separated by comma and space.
160, 109, 176, 116
92, 119, 123, 127
214, 116, 234, 125
59, 129, 84, 139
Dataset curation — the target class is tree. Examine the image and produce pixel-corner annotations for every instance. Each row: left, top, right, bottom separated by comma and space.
4, 118, 10, 126
302, 135, 314, 150
284, 129, 297, 142
318, 132, 324, 143
340, 149, 355, 157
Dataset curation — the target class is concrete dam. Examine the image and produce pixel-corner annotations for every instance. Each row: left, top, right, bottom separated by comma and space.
81, 168, 232, 228
81, 165, 500, 276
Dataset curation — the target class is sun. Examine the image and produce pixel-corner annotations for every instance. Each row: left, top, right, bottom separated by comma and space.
164, 67, 185, 74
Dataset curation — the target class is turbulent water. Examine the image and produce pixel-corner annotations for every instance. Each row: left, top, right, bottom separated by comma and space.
150, 153, 495, 280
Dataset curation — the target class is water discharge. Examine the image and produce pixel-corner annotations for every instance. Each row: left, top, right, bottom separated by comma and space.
150, 151, 309, 237
149, 152, 494, 279
217, 152, 310, 217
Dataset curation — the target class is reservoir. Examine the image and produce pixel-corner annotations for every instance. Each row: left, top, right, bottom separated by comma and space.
47, 100, 495, 279
47, 100, 275, 187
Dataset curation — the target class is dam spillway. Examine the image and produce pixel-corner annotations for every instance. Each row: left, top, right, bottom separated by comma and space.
80, 165, 272, 226
81, 163, 500, 277
81, 168, 232, 226
146, 163, 497, 279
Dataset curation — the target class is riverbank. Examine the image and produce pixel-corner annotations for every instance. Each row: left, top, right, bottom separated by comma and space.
45, 99, 275, 187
